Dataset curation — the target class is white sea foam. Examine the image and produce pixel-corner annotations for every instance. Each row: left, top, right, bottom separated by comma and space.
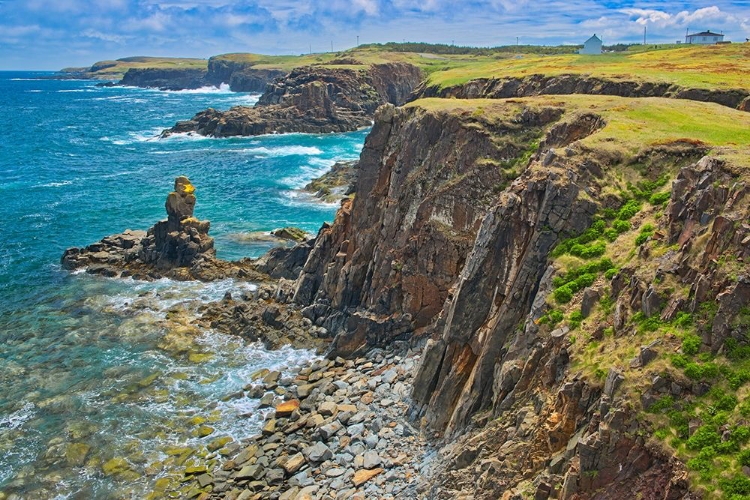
237, 146, 324, 157
33, 180, 73, 188
279, 158, 336, 189
100, 127, 164, 145
98, 277, 258, 316
159, 132, 213, 142
25, 89, 43, 93
163, 83, 232, 94
0, 402, 36, 430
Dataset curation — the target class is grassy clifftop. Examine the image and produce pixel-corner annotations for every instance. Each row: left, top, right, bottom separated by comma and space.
209, 47, 476, 75
63, 56, 207, 79
408, 95, 750, 154
426, 43, 750, 91
63, 43, 750, 93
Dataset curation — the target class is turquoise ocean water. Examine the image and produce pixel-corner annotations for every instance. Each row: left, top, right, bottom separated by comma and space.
0, 72, 366, 498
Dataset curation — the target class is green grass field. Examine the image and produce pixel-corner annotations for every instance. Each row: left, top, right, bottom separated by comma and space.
425, 43, 750, 91
76, 43, 750, 94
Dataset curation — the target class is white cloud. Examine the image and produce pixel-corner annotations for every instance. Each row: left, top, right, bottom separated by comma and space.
81, 29, 128, 43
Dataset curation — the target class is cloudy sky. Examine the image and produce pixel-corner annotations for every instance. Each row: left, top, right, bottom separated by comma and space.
1, 0, 748, 69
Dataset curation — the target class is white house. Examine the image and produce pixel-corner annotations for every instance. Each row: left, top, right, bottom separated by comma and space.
579, 34, 602, 55
686, 31, 724, 44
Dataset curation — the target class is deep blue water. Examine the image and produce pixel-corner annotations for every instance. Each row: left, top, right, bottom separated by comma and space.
0, 72, 366, 498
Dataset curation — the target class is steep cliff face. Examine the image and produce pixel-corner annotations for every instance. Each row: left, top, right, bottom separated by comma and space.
116, 59, 285, 92
417, 74, 750, 112
292, 101, 566, 356
163, 63, 423, 137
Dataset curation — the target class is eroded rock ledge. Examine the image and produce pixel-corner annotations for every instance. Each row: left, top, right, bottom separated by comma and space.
162, 63, 423, 138
61, 176, 263, 282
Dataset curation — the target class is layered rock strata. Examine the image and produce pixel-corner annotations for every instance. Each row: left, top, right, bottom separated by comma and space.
292, 102, 566, 357
277, 95, 749, 498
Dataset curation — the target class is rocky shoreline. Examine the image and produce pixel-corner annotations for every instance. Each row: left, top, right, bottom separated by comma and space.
171, 344, 428, 500
162, 64, 422, 138
302, 161, 358, 204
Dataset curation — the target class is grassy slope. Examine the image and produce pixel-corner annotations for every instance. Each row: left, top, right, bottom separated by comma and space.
425, 43, 750, 91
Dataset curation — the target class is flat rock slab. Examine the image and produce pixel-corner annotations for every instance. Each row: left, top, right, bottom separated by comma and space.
275, 400, 300, 418
352, 467, 384, 487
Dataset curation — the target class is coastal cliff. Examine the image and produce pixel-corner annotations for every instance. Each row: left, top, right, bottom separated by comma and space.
206, 56, 286, 92
117, 59, 286, 92
281, 95, 750, 498
162, 63, 423, 137
119, 68, 211, 90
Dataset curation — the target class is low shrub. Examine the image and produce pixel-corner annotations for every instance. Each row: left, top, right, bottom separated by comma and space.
649, 191, 671, 206
682, 334, 702, 355
687, 425, 720, 450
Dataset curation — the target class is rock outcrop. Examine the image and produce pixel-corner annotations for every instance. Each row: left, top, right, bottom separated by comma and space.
417, 73, 750, 112
61, 176, 264, 281
206, 56, 286, 92
163, 63, 423, 137
119, 68, 210, 91
303, 160, 359, 203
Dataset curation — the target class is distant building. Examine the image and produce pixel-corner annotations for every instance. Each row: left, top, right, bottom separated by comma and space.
579, 34, 602, 55
686, 31, 724, 44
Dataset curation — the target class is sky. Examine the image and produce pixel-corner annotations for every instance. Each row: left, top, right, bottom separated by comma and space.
0, 0, 748, 70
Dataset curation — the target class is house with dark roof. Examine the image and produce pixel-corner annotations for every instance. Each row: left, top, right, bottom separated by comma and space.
686, 31, 724, 44
579, 34, 602, 55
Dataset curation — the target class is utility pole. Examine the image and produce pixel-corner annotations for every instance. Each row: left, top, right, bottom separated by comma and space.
643, 26, 647, 45
357, 35, 359, 46
331, 40, 333, 52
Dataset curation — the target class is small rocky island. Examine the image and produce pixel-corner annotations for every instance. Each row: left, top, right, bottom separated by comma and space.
61, 176, 263, 282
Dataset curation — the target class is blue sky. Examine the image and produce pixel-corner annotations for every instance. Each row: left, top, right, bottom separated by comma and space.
1, 0, 748, 69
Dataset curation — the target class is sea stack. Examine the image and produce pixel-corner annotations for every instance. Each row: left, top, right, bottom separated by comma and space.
60, 176, 249, 281
140, 176, 215, 269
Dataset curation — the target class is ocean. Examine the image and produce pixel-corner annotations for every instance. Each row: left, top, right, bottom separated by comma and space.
0, 72, 367, 498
